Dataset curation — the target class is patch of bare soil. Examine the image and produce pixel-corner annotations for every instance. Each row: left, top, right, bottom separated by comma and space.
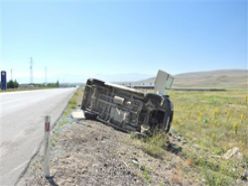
19, 119, 203, 186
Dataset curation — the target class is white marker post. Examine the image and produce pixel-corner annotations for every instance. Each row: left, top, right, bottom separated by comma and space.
44, 115, 51, 178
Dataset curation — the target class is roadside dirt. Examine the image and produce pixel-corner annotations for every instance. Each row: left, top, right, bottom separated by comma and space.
19, 115, 205, 186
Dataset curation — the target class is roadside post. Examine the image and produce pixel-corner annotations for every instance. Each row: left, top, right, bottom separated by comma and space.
44, 115, 51, 178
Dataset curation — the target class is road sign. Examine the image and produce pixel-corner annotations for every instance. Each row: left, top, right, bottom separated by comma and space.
1, 71, 7, 90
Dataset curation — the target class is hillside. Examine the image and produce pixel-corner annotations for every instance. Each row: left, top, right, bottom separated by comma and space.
135, 69, 248, 89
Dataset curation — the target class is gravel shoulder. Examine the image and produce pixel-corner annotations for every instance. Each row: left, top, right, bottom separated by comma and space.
18, 114, 204, 186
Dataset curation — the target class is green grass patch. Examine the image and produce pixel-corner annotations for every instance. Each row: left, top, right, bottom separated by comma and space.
168, 89, 248, 185
204, 169, 234, 186
169, 90, 248, 154
142, 166, 152, 184
50, 87, 84, 144
131, 132, 169, 159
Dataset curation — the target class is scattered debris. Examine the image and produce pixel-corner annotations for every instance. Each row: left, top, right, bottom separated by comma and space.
131, 158, 139, 166
71, 110, 85, 120
223, 147, 243, 160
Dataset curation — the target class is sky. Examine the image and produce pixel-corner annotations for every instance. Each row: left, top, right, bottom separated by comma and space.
0, 0, 247, 83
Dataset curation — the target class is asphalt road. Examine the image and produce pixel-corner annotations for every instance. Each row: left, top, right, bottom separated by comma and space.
0, 88, 76, 186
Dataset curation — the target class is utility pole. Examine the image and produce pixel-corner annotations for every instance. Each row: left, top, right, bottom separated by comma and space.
44, 66, 47, 84
10, 69, 13, 80
30, 57, 33, 84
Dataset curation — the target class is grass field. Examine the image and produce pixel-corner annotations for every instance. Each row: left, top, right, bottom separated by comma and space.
170, 90, 247, 153
165, 89, 248, 185
132, 88, 247, 185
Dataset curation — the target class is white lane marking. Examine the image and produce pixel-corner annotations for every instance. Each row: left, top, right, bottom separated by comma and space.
0, 88, 75, 96
2, 160, 29, 177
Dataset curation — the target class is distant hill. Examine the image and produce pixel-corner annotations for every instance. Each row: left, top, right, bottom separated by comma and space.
134, 69, 248, 89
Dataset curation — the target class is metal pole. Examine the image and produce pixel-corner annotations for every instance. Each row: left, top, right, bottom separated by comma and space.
44, 115, 50, 178
10, 69, 12, 80
30, 58, 33, 84
44, 66, 47, 84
